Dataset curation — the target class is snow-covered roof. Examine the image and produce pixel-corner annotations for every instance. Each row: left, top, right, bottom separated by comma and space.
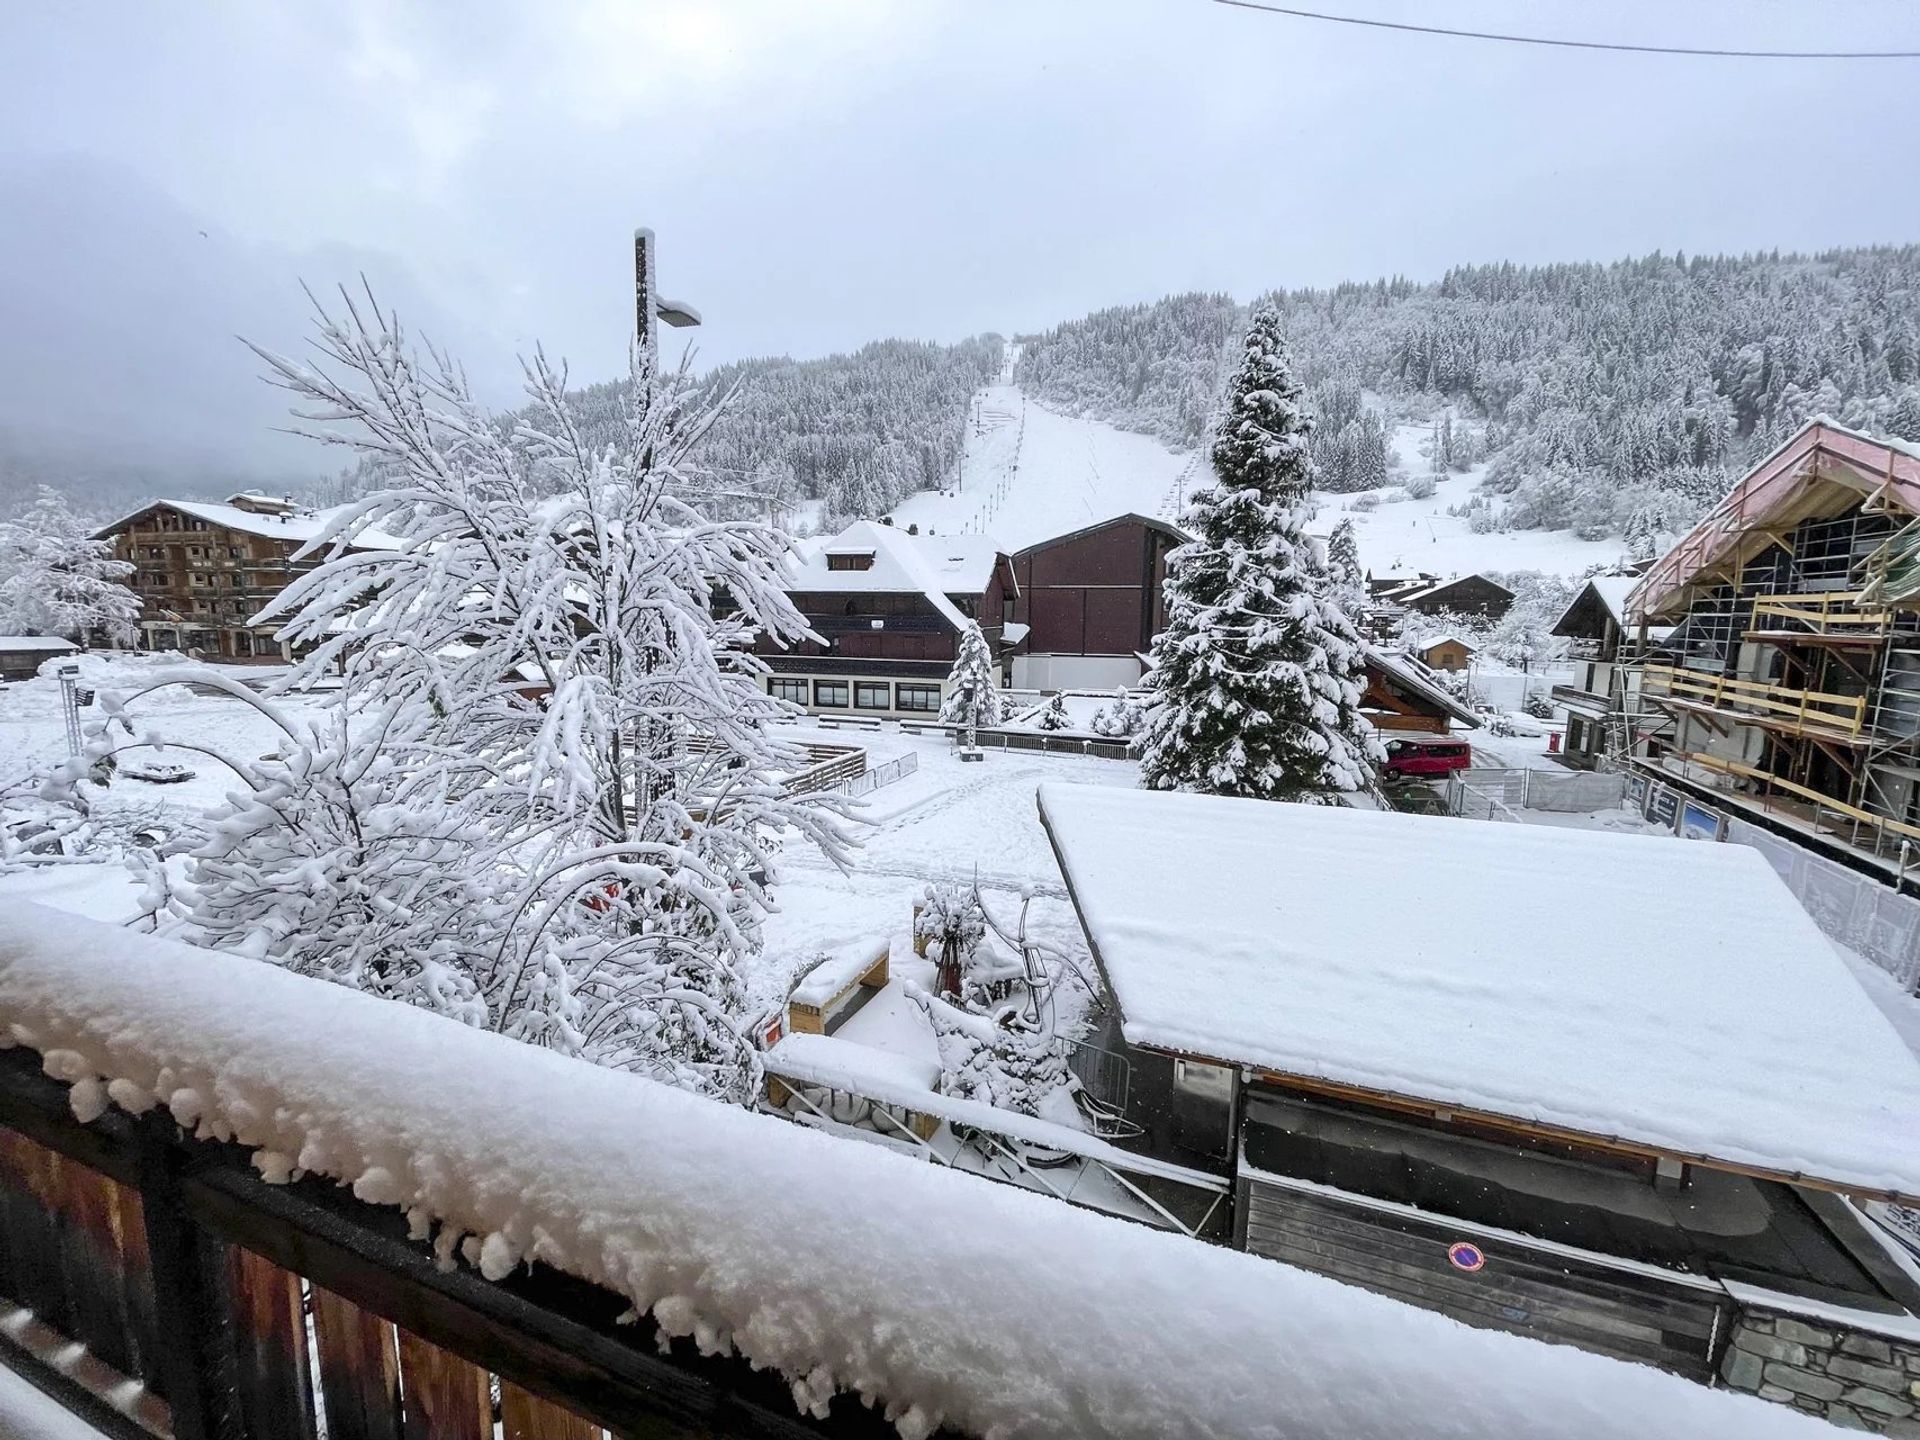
783, 521, 1001, 631
1038, 783, 1920, 1200
94, 498, 403, 550
1399, 572, 1514, 605
0, 902, 1822, 1439
0, 635, 79, 651
1416, 632, 1475, 653
1364, 645, 1480, 727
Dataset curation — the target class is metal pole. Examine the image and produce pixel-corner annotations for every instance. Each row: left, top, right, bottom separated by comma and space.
58, 664, 82, 758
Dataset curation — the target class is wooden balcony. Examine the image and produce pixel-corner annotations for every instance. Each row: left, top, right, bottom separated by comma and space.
1640, 663, 1868, 740
1746, 590, 1894, 646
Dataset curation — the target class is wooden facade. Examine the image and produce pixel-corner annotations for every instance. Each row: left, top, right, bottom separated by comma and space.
95, 496, 337, 662
1415, 637, 1473, 673
1007, 514, 1182, 690
1396, 573, 1514, 620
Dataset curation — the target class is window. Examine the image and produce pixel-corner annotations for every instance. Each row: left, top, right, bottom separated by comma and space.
190, 573, 208, 586
854, 681, 890, 710
1002, 596, 1015, 625
895, 683, 940, 713
188, 545, 203, 558
826, 551, 875, 572
768, 677, 807, 704
813, 679, 849, 708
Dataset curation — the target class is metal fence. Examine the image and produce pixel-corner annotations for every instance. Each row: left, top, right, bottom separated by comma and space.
1444, 768, 1626, 819
839, 751, 919, 797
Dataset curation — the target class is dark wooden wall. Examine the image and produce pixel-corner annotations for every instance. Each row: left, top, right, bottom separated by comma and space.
1011, 519, 1175, 659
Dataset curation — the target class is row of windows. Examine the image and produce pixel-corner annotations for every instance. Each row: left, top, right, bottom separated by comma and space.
769, 677, 941, 712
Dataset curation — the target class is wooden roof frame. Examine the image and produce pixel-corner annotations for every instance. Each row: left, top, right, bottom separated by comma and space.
1629, 421, 1920, 624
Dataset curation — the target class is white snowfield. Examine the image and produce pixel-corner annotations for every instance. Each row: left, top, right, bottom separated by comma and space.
0, 905, 1831, 1440
884, 383, 1627, 578
1037, 783, 1920, 1200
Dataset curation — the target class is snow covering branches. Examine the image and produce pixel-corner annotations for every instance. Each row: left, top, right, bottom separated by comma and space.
0, 486, 138, 644
157, 286, 859, 1103
938, 620, 999, 740
1139, 306, 1383, 804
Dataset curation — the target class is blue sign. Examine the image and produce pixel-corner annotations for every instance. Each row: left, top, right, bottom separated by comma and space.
1447, 1241, 1487, 1273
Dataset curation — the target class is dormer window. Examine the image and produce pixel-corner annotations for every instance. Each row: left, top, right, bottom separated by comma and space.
826, 551, 875, 572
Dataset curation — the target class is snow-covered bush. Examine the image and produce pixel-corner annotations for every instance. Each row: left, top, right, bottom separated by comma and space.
915, 883, 986, 1000
1089, 688, 1146, 739
1036, 693, 1071, 731
1347, 492, 1380, 512
1404, 473, 1436, 500
906, 983, 1069, 1118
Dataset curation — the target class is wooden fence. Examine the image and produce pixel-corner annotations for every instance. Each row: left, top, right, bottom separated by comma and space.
0, 1049, 917, 1440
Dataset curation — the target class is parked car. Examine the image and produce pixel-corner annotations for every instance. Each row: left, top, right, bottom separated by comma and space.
1382, 736, 1473, 780
121, 758, 196, 785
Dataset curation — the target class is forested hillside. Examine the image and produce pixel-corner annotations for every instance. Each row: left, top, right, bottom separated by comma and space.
343, 336, 1004, 526
1015, 248, 1920, 543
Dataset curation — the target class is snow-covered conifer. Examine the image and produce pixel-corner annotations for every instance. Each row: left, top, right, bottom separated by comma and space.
1325, 517, 1369, 621
1089, 688, 1146, 739
0, 487, 139, 644
1036, 693, 1071, 732
1138, 306, 1382, 803
939, 621, 1000, 738
905, 985, 1068, 1118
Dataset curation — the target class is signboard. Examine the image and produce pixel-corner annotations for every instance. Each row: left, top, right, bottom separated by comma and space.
1647, 784, 1680, 830
1447, 1241, 1487, 1273
1679, 801, 1725, 842
1626, 772, 1650, 808
760, 1015, 783, 1050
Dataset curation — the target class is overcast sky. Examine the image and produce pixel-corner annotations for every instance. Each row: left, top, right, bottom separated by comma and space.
5, 0, 1920, 477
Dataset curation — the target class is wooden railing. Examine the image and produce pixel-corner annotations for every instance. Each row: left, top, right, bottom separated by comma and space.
1640, 664, 1869, 737
1748, 590, 1895, 640
0, 1049, 909, 1440
1672, 750, 1920, 847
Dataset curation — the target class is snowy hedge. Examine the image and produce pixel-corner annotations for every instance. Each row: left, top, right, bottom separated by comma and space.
0, 904, 1828, 1440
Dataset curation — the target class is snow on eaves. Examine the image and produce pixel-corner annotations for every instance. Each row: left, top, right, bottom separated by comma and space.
89, 498, 404, 550
0, 636, 80, 651
0, 904, 1831, 1440
783, 521, 983, 631
1037, 784, 1920, 1200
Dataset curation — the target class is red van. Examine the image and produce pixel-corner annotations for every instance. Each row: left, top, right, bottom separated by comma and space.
1382, 736, 1472, 780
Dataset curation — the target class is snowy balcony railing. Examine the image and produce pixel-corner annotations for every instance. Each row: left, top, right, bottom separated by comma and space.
0, 905, 1827, 1440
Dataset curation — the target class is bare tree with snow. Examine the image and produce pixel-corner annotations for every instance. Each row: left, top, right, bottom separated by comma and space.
130, 288, 856, 1103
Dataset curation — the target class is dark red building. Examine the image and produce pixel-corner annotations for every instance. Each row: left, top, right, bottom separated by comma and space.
1007, 513, 1185, 690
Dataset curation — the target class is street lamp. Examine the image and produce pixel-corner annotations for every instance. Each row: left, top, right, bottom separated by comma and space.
632, 227, 702, 363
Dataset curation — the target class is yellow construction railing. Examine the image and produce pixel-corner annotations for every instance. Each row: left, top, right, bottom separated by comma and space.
1641, 664, 1868, 737
1749, 589, 1895, 639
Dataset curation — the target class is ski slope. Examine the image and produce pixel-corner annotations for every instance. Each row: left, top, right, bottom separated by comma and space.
886, 379, 1630, 578
888, 384, 1189, 550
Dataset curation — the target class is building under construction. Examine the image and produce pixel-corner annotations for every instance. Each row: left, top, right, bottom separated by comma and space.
1621, 419, 1920, 878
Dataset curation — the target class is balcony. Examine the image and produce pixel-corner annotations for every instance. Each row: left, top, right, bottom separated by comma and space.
1640, 663, 1868, 740
1746, 590, 1895, 647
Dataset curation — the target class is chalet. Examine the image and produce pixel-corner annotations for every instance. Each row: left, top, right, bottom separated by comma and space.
1413, 633, 1474, 673
1039, 783, 1920, 1384
1550, 575, 1667, 768
93, 494, 397, 661
1361, 646, 1478, 733
1621, 420, 1920, 874
1367, 569, 1438, 600
758, 520, 1015, 716
1006, 513, 1184, 690
1392, 572, 1514, 620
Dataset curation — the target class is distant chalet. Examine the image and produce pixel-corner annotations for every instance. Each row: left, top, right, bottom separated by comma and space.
93, 494, 398, 662
1372, 570, 1515, 620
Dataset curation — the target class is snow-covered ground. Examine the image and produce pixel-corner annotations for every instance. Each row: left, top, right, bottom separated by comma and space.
884, 379, 1632, 580
888, 384, 1188, 549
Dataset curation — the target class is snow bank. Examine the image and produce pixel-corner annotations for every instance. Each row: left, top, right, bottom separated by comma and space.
0, 904, 1832, 1439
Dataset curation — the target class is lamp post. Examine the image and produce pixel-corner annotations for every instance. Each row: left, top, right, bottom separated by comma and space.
632, 227, 702, 365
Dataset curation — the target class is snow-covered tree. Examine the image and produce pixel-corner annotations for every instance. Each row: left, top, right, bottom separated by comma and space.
0, 486, 138, 643
905, 984, 1068, 1119
178, 286, 856, 1104
1139, 306, 1382, 803
1036, 693, 1070, 731
1325, 517, 1369, 620
939, 621, 1000, 740
1089, 688, 1146, 739
915, 883, 987, 1000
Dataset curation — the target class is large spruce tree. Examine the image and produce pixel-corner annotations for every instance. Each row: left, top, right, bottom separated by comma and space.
1138, 306, 1382, 803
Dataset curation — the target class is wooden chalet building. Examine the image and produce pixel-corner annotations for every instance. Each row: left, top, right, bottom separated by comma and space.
0, 635, 78, 682
1039, 784, 1920, 1393
1391, 572, 1514, 620
1550, 575, 1665, 768
94, 494, 395, 662
1361, 647, 1478, 734
1413, 633, 1474, 673
758, 520, 1014, 717
1006, 513, 1183, 691
1620, 420, 1920, 871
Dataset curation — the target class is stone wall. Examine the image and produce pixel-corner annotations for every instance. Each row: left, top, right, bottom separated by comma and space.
1721, 1308, 1920, 1434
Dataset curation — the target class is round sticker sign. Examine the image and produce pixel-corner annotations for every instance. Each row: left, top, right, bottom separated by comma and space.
1447, 1241, 1486, 1273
